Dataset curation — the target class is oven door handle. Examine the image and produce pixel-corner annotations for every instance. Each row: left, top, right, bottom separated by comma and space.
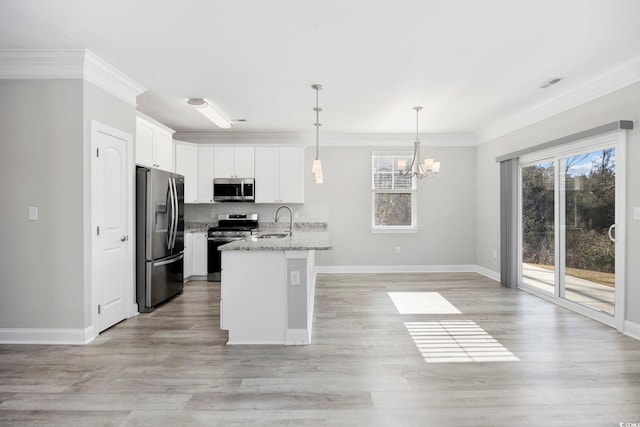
208, 238, 243, 242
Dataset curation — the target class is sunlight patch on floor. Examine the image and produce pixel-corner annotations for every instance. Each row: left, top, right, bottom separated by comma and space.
405, 320, 519, 363
388, 292, 461, 314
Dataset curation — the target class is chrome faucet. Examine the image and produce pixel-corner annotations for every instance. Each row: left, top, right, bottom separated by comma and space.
275, 205, 294, 235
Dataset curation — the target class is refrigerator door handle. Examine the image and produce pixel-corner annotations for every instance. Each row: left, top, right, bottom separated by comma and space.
169, 177, 176, 250
167, 178, 174, 250
171, 177, 179, 250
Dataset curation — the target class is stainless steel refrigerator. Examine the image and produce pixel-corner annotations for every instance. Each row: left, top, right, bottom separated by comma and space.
136, 167, 185, 313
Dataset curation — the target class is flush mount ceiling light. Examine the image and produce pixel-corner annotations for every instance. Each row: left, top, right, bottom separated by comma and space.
311, 84, 324, 184
398, 106, 440, 179
186, 98, 232, 129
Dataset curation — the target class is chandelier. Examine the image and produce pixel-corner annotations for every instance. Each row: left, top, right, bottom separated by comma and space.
311, 84, 324, 184
398, 106, 440, 179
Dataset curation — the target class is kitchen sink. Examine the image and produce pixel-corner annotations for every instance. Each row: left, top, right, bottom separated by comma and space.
257, 233, 289, 239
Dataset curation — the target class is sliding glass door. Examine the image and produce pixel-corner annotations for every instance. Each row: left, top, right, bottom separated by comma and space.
559, 149, 616, 315
521, 161, 556, 295
519, 133, 624, 327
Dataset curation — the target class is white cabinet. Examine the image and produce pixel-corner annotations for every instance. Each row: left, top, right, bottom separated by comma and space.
192, 232, 208, 276
214, 146, 254, 178
197, 146, 215, 203
184, 232, 193, 280
254, 146, 305, 203
135, 114, 174, 171
174, 141, 198, 203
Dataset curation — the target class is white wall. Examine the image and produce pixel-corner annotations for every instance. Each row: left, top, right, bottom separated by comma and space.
475, 81, 640, 324
307, 145, 476, 268
0, 79, 135, 332
0, 79, 84, 328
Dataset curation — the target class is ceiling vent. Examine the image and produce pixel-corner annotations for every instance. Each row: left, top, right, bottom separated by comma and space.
539, 77, 563, 89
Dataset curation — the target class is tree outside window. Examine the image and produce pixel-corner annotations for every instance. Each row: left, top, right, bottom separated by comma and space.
371, 153, 416, 230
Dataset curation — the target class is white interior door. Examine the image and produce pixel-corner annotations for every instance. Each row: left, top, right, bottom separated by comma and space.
92, 122, 131, 333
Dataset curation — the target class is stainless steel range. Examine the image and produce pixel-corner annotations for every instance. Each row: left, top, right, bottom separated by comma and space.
207, 213, 258, 281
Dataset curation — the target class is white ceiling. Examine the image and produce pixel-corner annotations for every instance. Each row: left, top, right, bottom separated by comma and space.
2, 0, 640, 138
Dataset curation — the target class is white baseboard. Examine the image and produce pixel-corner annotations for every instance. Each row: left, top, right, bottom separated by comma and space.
623, 320, 640, 340
285, 329, 311, 345
185, 275, 208, 283
315, 264, 479, 274
315, 264, 501, 282
474, 265, 501, 282
0, 326, 96, 345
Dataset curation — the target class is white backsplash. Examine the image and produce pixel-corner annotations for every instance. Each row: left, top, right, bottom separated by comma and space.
184, 203, 329, 225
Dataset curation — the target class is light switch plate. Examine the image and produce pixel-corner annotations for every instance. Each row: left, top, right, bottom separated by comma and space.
634, 207, 640, 221
28, 206, 38, 221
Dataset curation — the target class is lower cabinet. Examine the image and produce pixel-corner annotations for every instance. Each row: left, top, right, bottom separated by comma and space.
192, 232, 208, 276
183, 232, 193, 281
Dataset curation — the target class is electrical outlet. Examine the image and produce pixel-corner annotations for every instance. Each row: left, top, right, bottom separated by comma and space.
634, 207, 640, 221
395, 246, 401, 254
210, 211, 216, 219
493, 250, 498, 259
28, 206, 38, 221
290, 271, 301, 285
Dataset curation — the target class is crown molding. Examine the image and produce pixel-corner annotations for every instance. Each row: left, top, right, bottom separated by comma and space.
137, 112, 175, 134
173, 131, 477, 147
0, 49, 145, 106
173, 132, 304, 145
477, 54, 640, 144
83, 50, 146, 106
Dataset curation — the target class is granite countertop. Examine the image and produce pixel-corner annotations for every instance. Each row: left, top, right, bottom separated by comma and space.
218, 231, 332, 251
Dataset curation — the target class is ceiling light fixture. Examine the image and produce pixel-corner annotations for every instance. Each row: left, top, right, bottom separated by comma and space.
398, 106, 440, 179
186, 98, 232, 129
311, 84, 324, 184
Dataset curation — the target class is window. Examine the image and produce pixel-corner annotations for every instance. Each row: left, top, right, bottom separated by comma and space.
371, 153, 417, 232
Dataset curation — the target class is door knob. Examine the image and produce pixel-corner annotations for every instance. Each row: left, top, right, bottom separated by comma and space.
120, 235, 128, 242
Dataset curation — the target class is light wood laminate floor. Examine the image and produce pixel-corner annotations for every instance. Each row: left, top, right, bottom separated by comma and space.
2, 273, 640, 426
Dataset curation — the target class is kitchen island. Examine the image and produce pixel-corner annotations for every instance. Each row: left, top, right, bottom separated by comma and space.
219, 232, 332, 345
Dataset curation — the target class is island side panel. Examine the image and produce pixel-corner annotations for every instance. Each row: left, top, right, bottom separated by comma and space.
221, 251, 286, 344
285, 250, 315, 345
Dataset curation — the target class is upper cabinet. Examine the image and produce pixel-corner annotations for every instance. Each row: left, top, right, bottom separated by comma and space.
214, 146, 254, 178
174, 141, 198, 204
254, 146, 305, 204
173, 143, 304, 204
197, 146, 215, 203
135, 113, 175, 172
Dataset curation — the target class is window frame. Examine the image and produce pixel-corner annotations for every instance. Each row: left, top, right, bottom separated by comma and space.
371, 151, 418, 234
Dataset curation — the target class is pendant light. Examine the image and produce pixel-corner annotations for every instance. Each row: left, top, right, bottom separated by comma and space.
398, 106, 440, 179
311, 84, 324, 184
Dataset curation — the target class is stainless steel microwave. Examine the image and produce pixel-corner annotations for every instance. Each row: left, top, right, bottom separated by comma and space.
213, 178, 255, 202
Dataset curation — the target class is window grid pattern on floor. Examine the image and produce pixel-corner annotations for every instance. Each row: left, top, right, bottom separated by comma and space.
405, 320, 519, 363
